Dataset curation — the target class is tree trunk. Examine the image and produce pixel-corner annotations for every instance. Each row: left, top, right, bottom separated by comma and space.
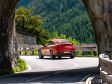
82, 0, 112, 59
0, 0, 19, 72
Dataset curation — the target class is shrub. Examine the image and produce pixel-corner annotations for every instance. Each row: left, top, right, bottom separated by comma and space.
82, 51, 98, 57
75, 50, 83, 57
0, 58, 27, 75
34, 50, 38, 55
13, 58, 27, 72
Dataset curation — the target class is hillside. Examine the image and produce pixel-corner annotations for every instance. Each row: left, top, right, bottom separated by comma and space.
17, 0, 95, 43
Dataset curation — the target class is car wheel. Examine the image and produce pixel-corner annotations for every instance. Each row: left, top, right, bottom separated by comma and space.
70, 53, 75, 59
58, 55, 62, 59
70, 55, 75, 59
70, 52, 75, 59
38, 50, 44, 59
50, 51, 55, 59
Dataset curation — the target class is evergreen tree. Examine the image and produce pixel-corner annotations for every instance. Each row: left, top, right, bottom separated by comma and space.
18, 0, 95, 43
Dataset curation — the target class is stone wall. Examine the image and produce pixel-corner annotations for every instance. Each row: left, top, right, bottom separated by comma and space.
16, 32, 36, 45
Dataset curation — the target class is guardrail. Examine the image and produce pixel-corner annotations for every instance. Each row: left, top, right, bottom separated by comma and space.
99, 54, 112, 84
18, 48, 38, 56
16, 44, 42, 56
16, 45, 42, 56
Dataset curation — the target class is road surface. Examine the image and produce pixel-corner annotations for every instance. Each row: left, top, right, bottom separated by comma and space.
0, 56, 99, 84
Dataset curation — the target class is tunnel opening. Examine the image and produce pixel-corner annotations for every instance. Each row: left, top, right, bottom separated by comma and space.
17, 0, 97, 57
0, 0, 102, 83
1, 0, 112, 83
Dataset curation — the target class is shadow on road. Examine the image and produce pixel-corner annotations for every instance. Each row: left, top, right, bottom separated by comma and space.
0, 67, 99, 83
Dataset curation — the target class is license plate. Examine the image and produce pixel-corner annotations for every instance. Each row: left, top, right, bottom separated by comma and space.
64, 52, 69, 53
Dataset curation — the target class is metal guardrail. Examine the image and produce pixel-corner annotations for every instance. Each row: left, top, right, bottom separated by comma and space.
17, 45, 42, 56
18, 48, 38, 56
99, 54, 112, 84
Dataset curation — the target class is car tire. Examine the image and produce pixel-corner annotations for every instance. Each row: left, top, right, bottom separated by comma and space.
50, 51, 55, 59
70, 53, 75, 59
38, 50, 44, 59
70, 55, 75, 59
58, 55, 62, 59
70, 52, 75, 59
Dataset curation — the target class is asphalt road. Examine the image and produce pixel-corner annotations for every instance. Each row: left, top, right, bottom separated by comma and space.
0, 56, 99, 84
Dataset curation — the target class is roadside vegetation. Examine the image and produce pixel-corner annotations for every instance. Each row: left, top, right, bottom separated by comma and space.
0, 58, 27, 75
75, 51, 98, 57
50, 32, 80, 45
16, 6, 50, 45
13, 58, 27, 72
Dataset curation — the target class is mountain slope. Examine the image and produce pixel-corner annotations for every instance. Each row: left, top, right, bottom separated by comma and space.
17, 0, 95, 43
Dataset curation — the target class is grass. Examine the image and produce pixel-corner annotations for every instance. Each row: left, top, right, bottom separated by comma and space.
75, 51, 98, 57
0, 58, 27, 75
13, 58, 27, 73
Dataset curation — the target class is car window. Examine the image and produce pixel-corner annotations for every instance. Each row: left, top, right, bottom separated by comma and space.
48, 41, 55, 45
58, 40, 71, 44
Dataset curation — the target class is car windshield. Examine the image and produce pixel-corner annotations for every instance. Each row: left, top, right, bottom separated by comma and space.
58, 40, 71, 44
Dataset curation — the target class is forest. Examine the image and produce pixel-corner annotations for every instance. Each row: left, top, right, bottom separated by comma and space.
17, 0, 95, 43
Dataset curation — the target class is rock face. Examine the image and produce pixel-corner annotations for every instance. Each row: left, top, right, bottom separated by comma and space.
82, 0, 112, 59
0, 0, 19, 71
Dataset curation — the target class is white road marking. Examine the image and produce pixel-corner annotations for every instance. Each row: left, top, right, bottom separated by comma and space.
81, 73, 93, 82
26, 63, 79, 83
26, 70, 65, 82
53, 71, 63, 75
26, 74, 50, 82
85, 77, 94, 84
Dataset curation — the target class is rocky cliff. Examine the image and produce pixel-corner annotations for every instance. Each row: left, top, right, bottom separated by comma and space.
83, 0, 112, 58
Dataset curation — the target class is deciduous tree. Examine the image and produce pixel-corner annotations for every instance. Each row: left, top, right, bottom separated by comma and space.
0, 0, 19, 72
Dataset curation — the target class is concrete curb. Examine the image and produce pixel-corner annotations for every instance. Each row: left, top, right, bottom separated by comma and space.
86, 76, 94, 84
86, 75, 102, 84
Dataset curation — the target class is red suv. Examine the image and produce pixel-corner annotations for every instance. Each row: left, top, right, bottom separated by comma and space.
38, 39, 76, 59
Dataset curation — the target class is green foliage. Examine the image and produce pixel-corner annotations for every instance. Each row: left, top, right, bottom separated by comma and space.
16, 6, 50, 45
51, 32, 80, 45
34, 50, 38, 55
75, 51, 98, 57
18, 0, 95, 43
68, 37, 80, 45
75, 50, 83, 57
13, 58, 27, 72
